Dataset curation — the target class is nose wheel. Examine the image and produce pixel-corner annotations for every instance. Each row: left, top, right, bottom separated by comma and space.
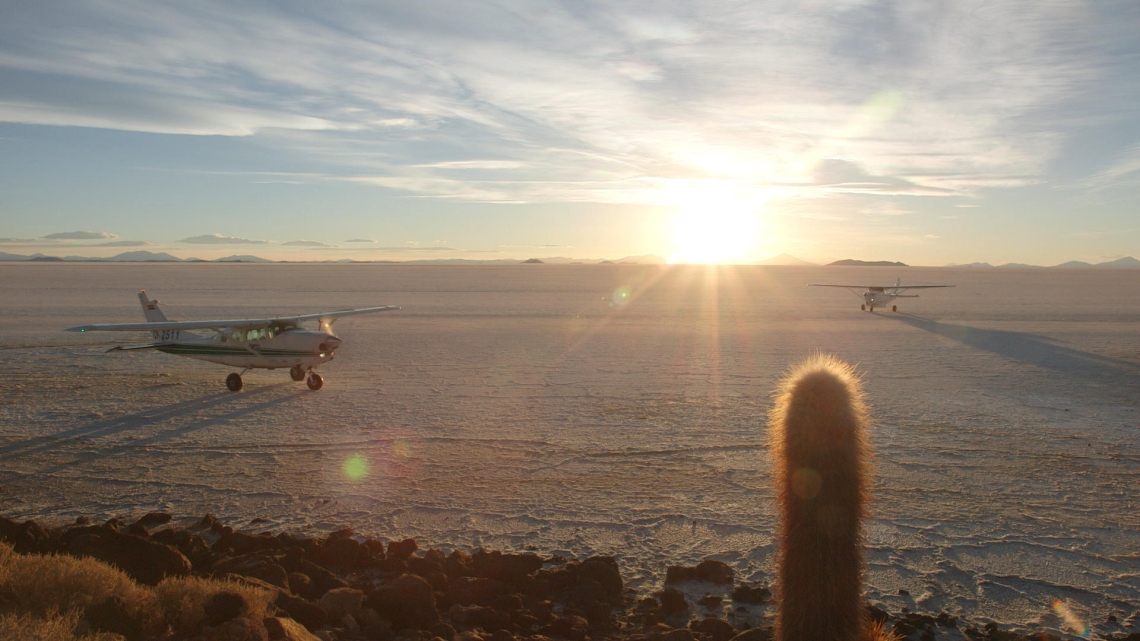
226, 373, 243, 392
306, 373, 323, 390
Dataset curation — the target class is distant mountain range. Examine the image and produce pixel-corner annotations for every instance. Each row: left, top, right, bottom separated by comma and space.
3, 249, 1137, 267
946, 256, 1140, 268
829, 259, 909, 267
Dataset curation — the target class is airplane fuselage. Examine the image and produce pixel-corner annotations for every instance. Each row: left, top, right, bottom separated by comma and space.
863, 288, 898, 308
155, 328, 340, 370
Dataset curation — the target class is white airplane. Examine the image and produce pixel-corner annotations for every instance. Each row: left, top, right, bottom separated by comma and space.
65, 290, 399, 391
808, 278, 954, 312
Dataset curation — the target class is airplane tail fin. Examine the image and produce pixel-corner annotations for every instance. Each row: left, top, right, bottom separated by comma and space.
138, 290, 170, 323
770, 355, 870, 641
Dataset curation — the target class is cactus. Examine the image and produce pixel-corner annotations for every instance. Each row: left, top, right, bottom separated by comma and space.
770, 355, 888, 641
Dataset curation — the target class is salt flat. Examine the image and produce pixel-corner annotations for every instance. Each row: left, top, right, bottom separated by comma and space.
1, 263, 1138, 635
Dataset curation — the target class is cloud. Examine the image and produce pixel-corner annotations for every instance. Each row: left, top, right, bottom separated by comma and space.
97, 240, 151, 247
178, 234, 273, 244
43, 231, 118, 239
0, 0, 1131, 210
344, 238, 376, 243
281, 239, 338, 247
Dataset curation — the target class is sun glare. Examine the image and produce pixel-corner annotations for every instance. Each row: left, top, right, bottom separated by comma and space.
666, 182, 766, 264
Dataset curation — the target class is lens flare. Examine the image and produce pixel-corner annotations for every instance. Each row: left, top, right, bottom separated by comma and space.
342, 453, 369, 481
611, 285, 632, 307
1052, 599, 1088, 636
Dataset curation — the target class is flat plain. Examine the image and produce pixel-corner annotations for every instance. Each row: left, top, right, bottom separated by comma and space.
1, 263, 1138, 636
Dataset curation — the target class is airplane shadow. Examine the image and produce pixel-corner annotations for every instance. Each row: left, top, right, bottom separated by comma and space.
36, 387, 304, 476
888, 314, 1140, 381
0, 384, 295, 463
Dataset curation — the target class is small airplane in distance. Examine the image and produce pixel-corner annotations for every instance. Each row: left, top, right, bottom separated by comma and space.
66, 290, 399, 391
808, 278, 954, 312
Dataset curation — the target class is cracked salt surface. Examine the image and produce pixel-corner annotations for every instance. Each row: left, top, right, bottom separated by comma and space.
1, 263, 1139, 637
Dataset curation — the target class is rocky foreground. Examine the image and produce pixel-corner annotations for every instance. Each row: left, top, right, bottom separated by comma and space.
1, 514, 1136, 641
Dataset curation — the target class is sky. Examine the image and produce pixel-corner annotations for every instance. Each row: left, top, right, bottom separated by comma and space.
1, 1, 1139, 265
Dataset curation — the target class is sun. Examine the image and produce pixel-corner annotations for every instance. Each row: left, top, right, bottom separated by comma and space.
669, 207, 761, 264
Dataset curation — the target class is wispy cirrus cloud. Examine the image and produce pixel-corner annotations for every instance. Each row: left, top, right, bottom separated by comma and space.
281, 240, 338, 247
43, 231, 117, 239
344, 238, 376, 243
97, 240, 151, 247
178, 234, 273, 244
0, 0, 1126, 208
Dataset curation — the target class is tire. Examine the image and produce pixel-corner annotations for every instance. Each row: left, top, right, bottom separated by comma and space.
290, 365, 305, 381
307, 373, 323, 390
860, 304, 865, 311
226, 373, 243, 392
892, 305, 897, 312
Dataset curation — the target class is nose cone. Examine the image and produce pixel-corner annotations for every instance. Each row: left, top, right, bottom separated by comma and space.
320, 336, 343, 352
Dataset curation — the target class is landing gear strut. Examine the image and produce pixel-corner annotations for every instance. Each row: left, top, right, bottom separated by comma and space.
290, 365, 306, 381
226, 373, 243, 392
307, 373, 324, 390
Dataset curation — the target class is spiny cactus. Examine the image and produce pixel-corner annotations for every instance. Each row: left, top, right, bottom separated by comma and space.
770, 354, 889, 641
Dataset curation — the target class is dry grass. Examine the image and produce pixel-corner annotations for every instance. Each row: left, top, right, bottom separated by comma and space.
0, 542, 158, 626
0, 541, 273, 640
0, 611, 124, 641
154, 575, 274, 631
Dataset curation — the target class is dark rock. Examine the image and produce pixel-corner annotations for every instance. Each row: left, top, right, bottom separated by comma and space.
728, 628, 772, 641
104, 517, 126, 531
659, 629, 697, 641
658, 588, 689, 616
471, 550, 544, 584
202, 616, 268, 641
899, 588, 910, 596
408, 555, 445, 577
430, 623, 457, 639
697, 594, 723, 609
200, 514, 219, 528
151, 528, 212, 571
690, 618, 737, 641
0, 516, 55, 554
367, 573, 440, 630
666, 559, 733, 585
275, 592, 328, 632
76, 516, 92, 525
488, 630, 516, 641
288, 572, 313, 598
546, 556, 623, 607
127, 523, 149, 537
388, 538, 418, 559
136, 512, 173, 527
449, 604, 513, 631
216, 530, 282, 556
424, 571, 450, 592
936, 612, 958, 628
540, 615, 589, 641
204, 591, 250, 627
67, 528, 192, 585
447, 576, 510, 606
279, 556, 349, 598
86, 595, 141, 639
491, 594, 524, 612
377, 556, 409, 574
447, 550, 474, 578
364, 538, 387, 559
731, 584, 769, 605
263, 616, 321, 641
309, 535, 372, 572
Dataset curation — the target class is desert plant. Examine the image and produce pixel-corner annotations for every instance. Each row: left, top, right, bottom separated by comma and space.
0, 610, 125, 641
153, 575, 273, 631
0, 542, 159, 632
770, 355, 891, 641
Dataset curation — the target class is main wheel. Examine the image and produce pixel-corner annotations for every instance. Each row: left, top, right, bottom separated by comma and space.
226, 373, 243, 392
892, 305, 897, 312
307, 373, 323, 390
860, 304, 866, 311
290, 365, 305, 381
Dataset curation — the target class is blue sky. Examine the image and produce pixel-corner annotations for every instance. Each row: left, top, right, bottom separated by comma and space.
1, 1, 1138, 264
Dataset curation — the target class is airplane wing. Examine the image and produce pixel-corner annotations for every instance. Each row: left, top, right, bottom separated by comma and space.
64, 305, 400, 333
808, 284, 955, 289
107, 343, 173, 351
